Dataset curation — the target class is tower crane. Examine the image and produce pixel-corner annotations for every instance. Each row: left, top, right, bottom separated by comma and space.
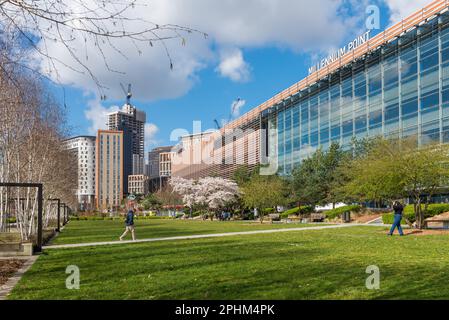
213, 97, 241, 130
120, 83, 132, 105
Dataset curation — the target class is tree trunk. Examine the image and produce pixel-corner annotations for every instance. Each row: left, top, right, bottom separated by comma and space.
415, 197, 424, 230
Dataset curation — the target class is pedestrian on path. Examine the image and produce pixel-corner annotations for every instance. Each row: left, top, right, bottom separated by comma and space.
120, 202, 136, 241
388, 201, 404, 236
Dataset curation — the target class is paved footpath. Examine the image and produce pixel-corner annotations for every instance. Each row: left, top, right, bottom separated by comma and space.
43, 223, 381, 250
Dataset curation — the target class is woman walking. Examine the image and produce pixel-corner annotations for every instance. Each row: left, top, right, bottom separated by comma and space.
388, 201, 404, 236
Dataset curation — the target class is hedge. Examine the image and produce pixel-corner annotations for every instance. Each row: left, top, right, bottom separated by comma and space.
70, 215, 175, 221
136, 216, 178, 220
382, 203, 449, 224
280, 206, 314, 219
382, 212, 414, 225
70, 216, 118, 221
324, 205, 362, 220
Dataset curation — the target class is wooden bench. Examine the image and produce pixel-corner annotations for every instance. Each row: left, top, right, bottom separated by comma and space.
268, 214, 280, 222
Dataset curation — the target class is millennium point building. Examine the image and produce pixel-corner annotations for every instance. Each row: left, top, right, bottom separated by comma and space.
172, 0, 449, 179
95, 130, 124, 211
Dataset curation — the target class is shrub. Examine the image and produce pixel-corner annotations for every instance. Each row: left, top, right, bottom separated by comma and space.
6, 217, 17, 223
263, 208, 275, 214
135, 216, 174, 220
422, 203, 449, 216
280, 206, 313, 219
325, 205, 361, 220
70, 215, 175, 221
382, 203, 449, 224
382, 213, 414, 224
243, 212, 255, 220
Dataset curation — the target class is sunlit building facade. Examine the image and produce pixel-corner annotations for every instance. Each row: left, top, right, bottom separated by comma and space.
63, 136, 96, 210
95, 130, 124, 211
274, 11, 449, 174
128, 175, 149, 196
172, 0, 449, 179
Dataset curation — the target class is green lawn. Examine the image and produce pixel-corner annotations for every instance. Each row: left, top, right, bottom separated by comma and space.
51, 219, 321, 245
10, 226, 449, 300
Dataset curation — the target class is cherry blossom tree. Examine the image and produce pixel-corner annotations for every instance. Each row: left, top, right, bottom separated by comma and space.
170, 176, 240, 220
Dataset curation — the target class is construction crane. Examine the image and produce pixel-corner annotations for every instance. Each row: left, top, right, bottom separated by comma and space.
229, 97, 241, 123
120, 83, 132, 105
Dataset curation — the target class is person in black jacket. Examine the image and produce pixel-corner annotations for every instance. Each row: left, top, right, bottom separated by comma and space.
120, 203, 136, 241
388, 201, 404, 236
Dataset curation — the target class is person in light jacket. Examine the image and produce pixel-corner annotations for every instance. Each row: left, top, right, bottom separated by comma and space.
120, 204, 136, 241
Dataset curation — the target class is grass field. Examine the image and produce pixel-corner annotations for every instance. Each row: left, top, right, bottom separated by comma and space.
50, 219, 321, 245
10, 224, 449, 300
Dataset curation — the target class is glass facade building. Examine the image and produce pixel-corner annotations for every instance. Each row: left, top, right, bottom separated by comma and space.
270, 13, 449, 175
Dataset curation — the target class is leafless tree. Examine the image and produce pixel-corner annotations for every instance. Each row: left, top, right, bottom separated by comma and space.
0, 62, 77, 240
0, 0, 207, 96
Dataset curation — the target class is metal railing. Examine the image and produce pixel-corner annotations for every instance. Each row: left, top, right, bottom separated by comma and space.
0, 183, 43, 252
0, 183, 72, 253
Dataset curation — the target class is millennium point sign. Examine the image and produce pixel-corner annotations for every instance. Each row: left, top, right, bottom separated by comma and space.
308, 30, 371, 75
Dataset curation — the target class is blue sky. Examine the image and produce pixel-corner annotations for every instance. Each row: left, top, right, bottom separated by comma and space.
48, 0, 428, 154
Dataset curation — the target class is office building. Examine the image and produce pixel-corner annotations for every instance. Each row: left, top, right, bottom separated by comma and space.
95, 130, 123, 211
148, 146, 175, 192
108, 104, 146, 181
128, 175, 149, 196
63, 136, 96, 210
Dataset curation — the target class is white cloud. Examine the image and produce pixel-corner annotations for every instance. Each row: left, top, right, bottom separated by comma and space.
216, 49, 250, 82
37, 0, 363, 102
84, 99, 120, 135
31, 0, 374, 139
231, 98, 246, 118
384, 0, 431, 24
145, 123, 160, 152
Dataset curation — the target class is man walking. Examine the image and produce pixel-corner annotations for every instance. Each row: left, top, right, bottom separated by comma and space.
120, 204, 136, 241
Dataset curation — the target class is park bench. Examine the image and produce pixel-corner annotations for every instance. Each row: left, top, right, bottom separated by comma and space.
310, 213, 325, 222
424, 217, 449, 229
268, 214, 280, 222
287, 215, 301, 221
